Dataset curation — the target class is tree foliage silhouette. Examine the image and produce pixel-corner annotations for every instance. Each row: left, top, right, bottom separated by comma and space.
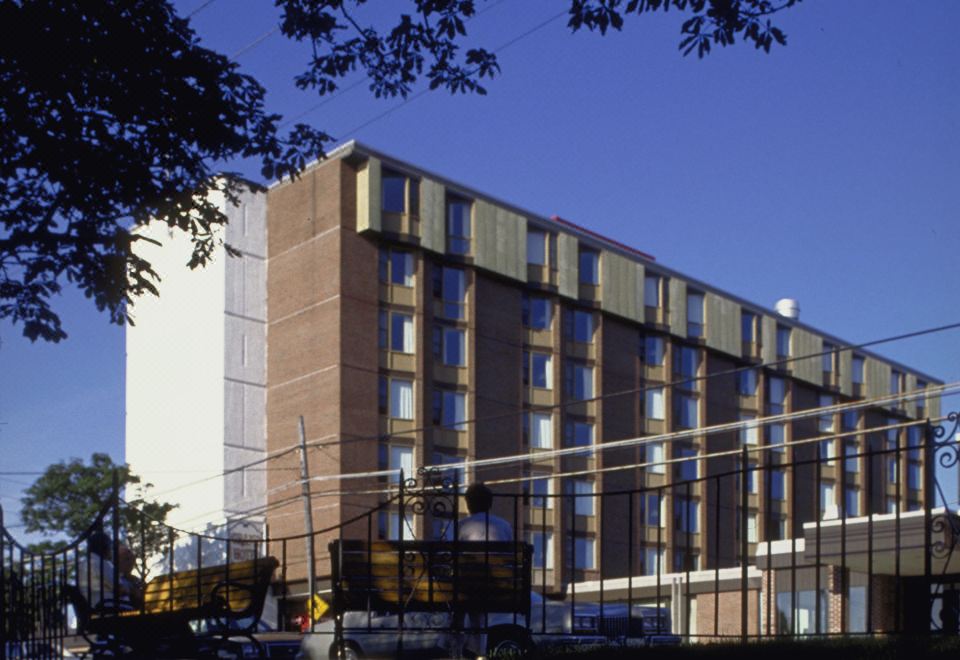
0, 0, 799, 341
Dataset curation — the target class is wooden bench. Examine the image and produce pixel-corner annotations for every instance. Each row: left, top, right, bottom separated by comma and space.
70, 556, 279, 656
330, 539, 532, 623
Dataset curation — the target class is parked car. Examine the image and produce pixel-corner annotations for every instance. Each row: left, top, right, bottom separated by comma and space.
296, 592, 679, 658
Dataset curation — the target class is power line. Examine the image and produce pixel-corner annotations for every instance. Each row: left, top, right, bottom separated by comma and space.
186, 0, 217, 18
141, 320, 960, 502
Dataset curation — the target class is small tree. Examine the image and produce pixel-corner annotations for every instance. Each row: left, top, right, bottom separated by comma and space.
20, 452, 177, 580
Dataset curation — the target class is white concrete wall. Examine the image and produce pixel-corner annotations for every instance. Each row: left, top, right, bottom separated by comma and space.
125, 193, 229, 530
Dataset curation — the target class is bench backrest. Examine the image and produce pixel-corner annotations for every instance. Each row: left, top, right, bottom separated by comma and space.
138, 556, 279, 618
330, 540, 531, 617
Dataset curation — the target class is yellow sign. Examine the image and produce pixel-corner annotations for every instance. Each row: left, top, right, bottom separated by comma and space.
310, 594, 330, 621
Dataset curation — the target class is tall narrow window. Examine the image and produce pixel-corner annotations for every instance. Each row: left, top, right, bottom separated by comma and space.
579, 248, 599, 285
644, 275, 661, 308
564, 420, 594, 457
388, 378, 414, 420
741, 311, 757, 344
434, 266, 466, 320
770, 470, 786, 501
522, 294, 552, 330
529, 531, 554, 569
820, 482, 836, 518
527, 412, 553, 449
570, 481, 595, 516
380, 248, 414, 286
566, 309, 594, 343
433, 389, 466, 431
446, 197, 472, 255
686, 291, 704, 338
819, 394, 836, 463
674, 346, 700, 387
822, 342, 836, 375
738, 368, 757, 396
645, 387, 665, 420
433, 325, 465, 366
852, 355, 865, 385
524, 351, 554, 390
642, 335, 665, 366
390, 312, 414, 354
565, 361, 594, 401
646, 442, 666, 474
530, 476, 553, 508
381, 444, 414, 484
573, 537, 596, 570
674, 497, 699, 533
527, 229, 547, 266
673, 392, 699, 429
776, 325, 791, 359
739, 413, 759, 446
382, 171, 408, 213
674, 446, 699, 481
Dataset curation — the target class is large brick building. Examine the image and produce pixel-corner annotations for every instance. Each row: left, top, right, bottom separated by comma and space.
127, 141, 943, 636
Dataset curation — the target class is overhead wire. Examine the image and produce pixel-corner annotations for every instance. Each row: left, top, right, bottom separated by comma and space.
140, 320, 960, 504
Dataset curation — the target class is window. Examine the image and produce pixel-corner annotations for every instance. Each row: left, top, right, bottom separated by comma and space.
579, 249, 599, 285
646, 442, 666, 474
820, 482, 836, 518
379, 248, 415, 286
686, 291, 704, 338
380, 444, 414, 484
642, 335, 665, 366
379, 511, 415, 540
852, 355, 865, 385
746, 462, 759, 494
776, 325, 791, 358
570, 481, 595, 516
673, 392, 698, 429
675, 446, 699, 481
767, 423, 786, 452
433, 389, 466, 431
529, 531, 554, 569
674, 346, 700, 386
573, 537, 596, 570
564, 420, 594, 453
522, 294, 552, 330
674, 497, 699, 533
527, 412, 553, 449
917, 380, 928, 418
380, 376, 414, 420
642, 493, 664, 527
738, 368, 757, 396
524, 351, 554, 390
908, 462, 922, 490
382, 171, 417, 214
891, 369, 903, 397
434, 266, 466, 319
642, 547, 665, 576
527, 229, 547, 266
644, 275, 662, 308
433, 451, 465, 491
844, 440, 859, 473
741, 311, 757, 343
747, 513, 759, 543
770, 470, 786, 501
379, 310, 414, 353
645, 387, 665, 421
530, 475, 553, 508
674, 549, 700, 572
565, 361, 594, 401
844, 487, 860, 517
739, 413, 759, 446
818, 395, 835, 433
446, 196, 472, 254
822, 342, 836, 374
433, 325, 465, 366
567, 309, 594, 343
907, 425, 922, 460
767, 377, 787, 414
842, 410, 860, 432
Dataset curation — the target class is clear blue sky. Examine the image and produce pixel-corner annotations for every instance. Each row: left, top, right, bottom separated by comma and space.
2, 1, 959, 536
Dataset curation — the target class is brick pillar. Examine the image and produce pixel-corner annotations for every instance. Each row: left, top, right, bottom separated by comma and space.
761, 568, 776, 635
869, 575, 896, 632
826, 565, 845, 633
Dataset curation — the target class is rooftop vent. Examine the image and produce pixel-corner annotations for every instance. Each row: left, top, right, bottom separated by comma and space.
775, 298, 800, 320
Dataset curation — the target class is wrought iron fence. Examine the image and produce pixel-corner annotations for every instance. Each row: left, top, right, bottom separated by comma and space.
2, 413, 960, 658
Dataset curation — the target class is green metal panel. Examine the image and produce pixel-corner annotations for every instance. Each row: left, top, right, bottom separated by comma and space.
705, 293, 741, 357
903, 373, 918, 418
791, 328, 823, 386
557, 233, 579, 299
495, 207, 526, 281
635, 262, 646, 312
668, 278, 687, 337
761, 316, 778, 366
419, 177, 446, 253
356, 157, 381, 233
473, 199, 497, 268
838, 349, 853, 396
865, 357, 891, 401
601, 251, 638, 321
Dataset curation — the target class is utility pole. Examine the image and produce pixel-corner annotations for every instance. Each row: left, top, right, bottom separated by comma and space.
298, 416, 316, 629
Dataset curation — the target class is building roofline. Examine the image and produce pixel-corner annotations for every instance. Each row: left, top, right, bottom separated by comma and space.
269, 140, 943, 384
